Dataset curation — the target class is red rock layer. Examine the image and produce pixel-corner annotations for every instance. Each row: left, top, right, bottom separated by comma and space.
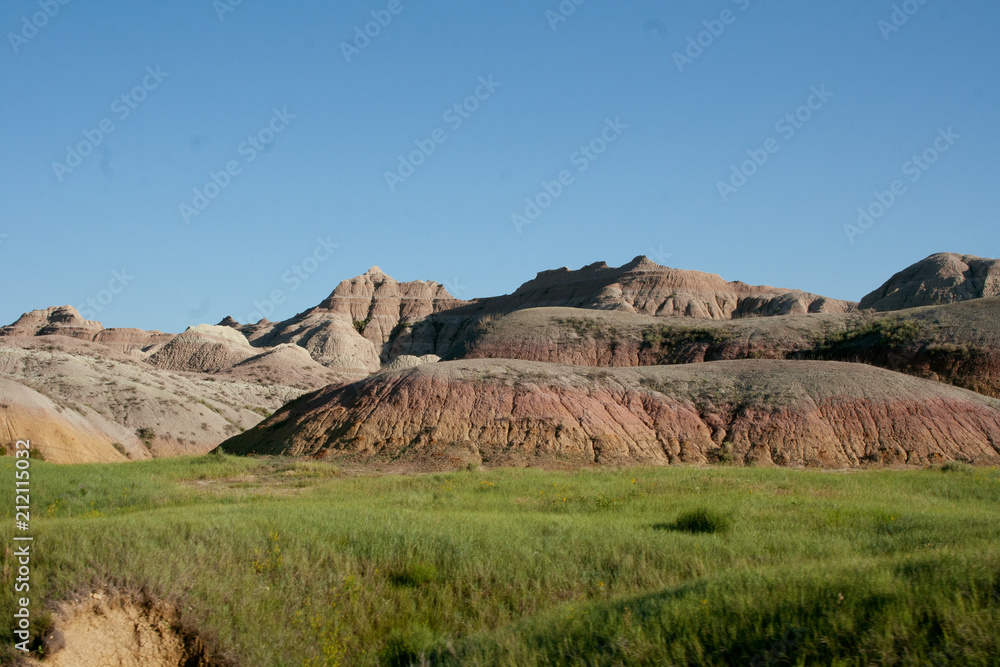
219, 359, 1000, 468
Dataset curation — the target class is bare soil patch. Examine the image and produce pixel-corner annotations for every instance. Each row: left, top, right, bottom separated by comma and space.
25, 591, 225, 667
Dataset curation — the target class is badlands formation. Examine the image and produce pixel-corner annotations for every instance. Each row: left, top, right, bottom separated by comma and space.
3, 251, 1000, 467
220, 359, 1000, 468
859, 252, 1000, 311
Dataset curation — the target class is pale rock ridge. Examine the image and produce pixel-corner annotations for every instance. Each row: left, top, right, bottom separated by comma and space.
382, 354, 441, 372
1, 306, 104, 339
244, 312, 381, 376
860, 252, 1000, 311
503, 255, 856, 319
220, 343, 350, 390
148, 324, 256, 373
0, 336, 307, 459
0, 305, 170, 354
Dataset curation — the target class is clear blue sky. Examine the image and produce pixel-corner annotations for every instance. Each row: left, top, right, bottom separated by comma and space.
2, 0, 997, 332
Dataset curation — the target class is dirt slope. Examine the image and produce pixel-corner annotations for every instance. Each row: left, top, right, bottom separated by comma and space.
0, 377, 128, 463
24, 591, 222, 667
219, 359, 1000, 468
0, 336, 305, 459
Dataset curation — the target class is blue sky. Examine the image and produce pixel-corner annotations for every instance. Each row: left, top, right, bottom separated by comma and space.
2, 0, 997, 332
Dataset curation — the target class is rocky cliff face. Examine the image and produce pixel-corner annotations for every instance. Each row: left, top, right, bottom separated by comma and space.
238, 266, 466, 366
860, 253, 1000, 311
219, 359, 1000, 468
317, 266, 468, 347
335, 257, 857, 362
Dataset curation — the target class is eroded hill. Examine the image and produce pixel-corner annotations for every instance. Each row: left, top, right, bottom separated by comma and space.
219, 359, 1000, 469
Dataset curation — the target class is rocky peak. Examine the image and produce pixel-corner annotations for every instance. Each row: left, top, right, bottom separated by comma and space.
860, 252, 1000, 311
313, 268, 468, 348
0, 305, 104, 339
499, 257, 853, 319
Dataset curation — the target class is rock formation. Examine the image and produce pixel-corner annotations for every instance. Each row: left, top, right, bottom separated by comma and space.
0, 306, 171, 354
148, 324, 257, 373
458, 300, 1000, 399
241, 312, 381, 376
0, 377, 130, 463
860, 252, 1000, 311
6, 251, 999, 466
219, 359, 1000, 468
0, 335, 309, 459
483, 255, 856, 319
0, 306, 104, 339
316, 266, 468, 347
234, 266, 467, 365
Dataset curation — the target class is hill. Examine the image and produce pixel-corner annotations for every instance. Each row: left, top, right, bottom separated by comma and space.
219, 358, 1000, 468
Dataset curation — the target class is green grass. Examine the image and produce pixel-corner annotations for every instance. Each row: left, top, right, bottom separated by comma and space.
2, 457, 999, 665
663, 507, 730, 534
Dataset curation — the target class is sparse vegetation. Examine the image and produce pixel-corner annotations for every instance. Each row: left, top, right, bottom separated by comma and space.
1, 459, 998, 665
640, 324, 729, 352
812, 316, 924, 359
135, 427, 155, 448
245, 404, 274, 418
665, 507, 730, 534
353, 318, 370, 334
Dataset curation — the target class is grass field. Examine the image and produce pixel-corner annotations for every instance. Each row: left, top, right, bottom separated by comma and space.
2, 455, 1000, 665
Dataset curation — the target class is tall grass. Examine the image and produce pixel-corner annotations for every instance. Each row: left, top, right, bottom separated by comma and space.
1, 457, 999, 665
